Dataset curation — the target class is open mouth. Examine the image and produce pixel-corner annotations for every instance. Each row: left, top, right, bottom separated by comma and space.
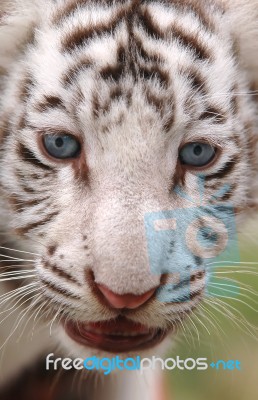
64, 317, 166, 353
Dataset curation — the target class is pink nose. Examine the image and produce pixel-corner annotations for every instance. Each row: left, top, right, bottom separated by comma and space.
96, 284, 156, 309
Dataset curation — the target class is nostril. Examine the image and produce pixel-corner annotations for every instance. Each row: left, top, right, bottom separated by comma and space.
96, 283, 156, 310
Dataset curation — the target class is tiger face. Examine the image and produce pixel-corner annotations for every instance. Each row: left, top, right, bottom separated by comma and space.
0, 0, 257, 359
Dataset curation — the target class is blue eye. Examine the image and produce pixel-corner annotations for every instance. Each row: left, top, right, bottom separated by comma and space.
43, 134, 81, 159
179, 142, 216, 167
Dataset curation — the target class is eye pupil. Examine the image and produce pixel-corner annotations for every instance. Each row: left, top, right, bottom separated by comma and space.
55, 137, 64, 148
194, 145, 203, 156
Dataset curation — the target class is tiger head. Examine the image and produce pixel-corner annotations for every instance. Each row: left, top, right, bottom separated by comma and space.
0, 0, 258, 359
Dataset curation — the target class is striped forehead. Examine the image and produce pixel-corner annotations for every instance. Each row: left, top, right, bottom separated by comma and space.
26, 0, 236, 133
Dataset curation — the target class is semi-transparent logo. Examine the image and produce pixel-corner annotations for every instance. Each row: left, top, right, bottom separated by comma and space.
144, 177, 240, 302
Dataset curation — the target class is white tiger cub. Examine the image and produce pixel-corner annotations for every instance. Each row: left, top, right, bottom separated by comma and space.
0, 0, 258, 399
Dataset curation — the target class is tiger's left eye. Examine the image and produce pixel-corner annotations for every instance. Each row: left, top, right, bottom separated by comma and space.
43, 134, 81, 159
179, 142, 216, 168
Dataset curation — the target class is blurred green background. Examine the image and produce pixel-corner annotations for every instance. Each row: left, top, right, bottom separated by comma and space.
166, 220, 258, 400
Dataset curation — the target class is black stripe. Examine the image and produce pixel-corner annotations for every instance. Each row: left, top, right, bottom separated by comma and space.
62, 23, 116, 52
61, 7, 128, 52
34, 95, 66, 112
0, 117, 11, 146
210, 184, 237, 202
62, 58, 93, 86
42, 292, 75, 309
179, 66, 207, 94
138, 8, 163, 39
9, 195, 50, 213
194, 256, 203, 267
99, 45, 128, 82
205, 157, 239, 181
18, 74, 35, 103
52, 0, 119, 25
139, 64, 170, 88
17, 113, 27, 130
41, 277, 81, 300
145, 89, 175, 131
92, 92, 100, 118
30, 172, 52, 179
117, 43, 127, 64
139, 8, 212, 61
15, 169, 52, 184
92, 87, 131, 119
202, 205, 234, 217
149, 0, 217, 32
214, 191, 233, 202
134, 37, 162, 64
52, 0, 89, 25
100, 63, 124, 82
194, 270, 205, 280
15, 212, 59, 235
18, 143, 53, 171
139, 6, 212, 61
44, 261, 81, 285
199, 106, 226, 124
171, 24, 212, 61
21, 184, 36, 194
163, 112, 175, 133
173, 277, 191, 291
110, 86, 123, 102
145, 90, 164, 114
172, 288, 203, 304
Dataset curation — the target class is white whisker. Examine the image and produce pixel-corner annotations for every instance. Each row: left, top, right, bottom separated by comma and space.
204, 298, 257, 340
0, 283, 37, 305
0, 246, 39, 257
207, 260, 258, 266
186, 314, 200, 345
0, 294, 41, 352
208, 280, 258, 298
0, 253, 34, 262
207, 290, 258, 312
17, 294, 43, 342
0, 275, 35, 282
0, 287, 39, 317
49, 305, 63, 337
0, 270, 35, 276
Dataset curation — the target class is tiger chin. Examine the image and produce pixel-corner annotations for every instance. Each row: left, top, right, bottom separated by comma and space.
0, 1, 258, 400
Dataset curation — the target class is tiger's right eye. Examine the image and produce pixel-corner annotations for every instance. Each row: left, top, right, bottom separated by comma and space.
43, 134, 81, 159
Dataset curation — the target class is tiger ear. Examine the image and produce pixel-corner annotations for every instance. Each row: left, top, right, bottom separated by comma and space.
0, 0, 40, 75
227, 0, 258, 88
